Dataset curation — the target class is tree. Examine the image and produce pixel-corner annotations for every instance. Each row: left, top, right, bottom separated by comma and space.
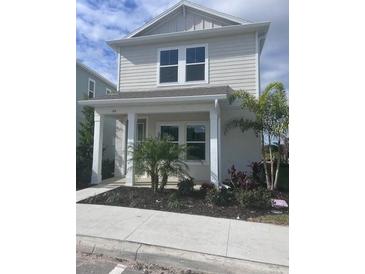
76, 106, 114, 188
76, 106, 94, 186
130, 137, 189, 193
225, 82, 289, 190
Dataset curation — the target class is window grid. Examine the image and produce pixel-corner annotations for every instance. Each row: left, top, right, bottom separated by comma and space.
158, 45, 208, 85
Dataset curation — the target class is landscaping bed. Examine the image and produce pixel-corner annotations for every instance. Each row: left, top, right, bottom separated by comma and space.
78, 186, 289, 225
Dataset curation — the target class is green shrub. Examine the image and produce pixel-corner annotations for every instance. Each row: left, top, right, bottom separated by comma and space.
199, 182, 215, 197
235, 188, 272, 209
206, 187, 235, 206
102, 159, 115, 179
177, 177, 195, 196
167, 192, 183, 209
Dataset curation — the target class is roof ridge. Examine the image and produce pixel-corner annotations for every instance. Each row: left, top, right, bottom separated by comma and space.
125, 0, 253, 39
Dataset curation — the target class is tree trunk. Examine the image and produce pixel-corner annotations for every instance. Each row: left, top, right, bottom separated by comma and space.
273, 138, 281, 190
261, 133, 270, 190
150, 172, 159, 193
160, 172, 168, 191
268, 135, 274, 190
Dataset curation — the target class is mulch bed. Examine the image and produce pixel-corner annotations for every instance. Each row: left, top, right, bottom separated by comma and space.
78, 186, 289, 225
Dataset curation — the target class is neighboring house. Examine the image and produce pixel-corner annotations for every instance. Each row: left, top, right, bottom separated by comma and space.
79, 0, 270, 186
76, 60, 117, 160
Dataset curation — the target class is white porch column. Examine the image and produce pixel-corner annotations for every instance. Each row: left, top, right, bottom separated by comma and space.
210, 100, 220, 186
114, 117, 127, 177
126, 112, 136, 186
91, 111, 104, 184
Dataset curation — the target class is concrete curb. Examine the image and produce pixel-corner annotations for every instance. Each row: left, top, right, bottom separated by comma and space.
77, 235, 288, 274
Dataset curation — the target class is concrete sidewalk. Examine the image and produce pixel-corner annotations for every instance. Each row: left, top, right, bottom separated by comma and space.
77, 204, 288, 272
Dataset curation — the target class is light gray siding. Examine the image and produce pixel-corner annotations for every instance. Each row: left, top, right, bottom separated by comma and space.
119, 32, 257, 93
76, 63, 117, 160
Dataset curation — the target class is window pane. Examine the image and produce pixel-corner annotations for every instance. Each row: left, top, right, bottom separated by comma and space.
160, 126, 179, 141
160, 66, 178, 83
195, 47, 205, 62
186, 64, 205, 81
186, 47, 205, 64
187, 125, 205, 141
160, 49, 178, 65
187, 143, 205, 160
89, 80, 95, 91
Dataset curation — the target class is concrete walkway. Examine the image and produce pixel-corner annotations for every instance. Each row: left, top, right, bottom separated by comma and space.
77, 204, 288, 268
76, 178, 126, 202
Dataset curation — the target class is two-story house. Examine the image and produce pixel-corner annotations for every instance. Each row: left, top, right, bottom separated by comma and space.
76, 60, 117, 160
79, 0, 270, 186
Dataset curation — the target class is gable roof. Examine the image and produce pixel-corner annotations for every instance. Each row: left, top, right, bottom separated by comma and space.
126, 0, 252, 38
76, 60, 117, 89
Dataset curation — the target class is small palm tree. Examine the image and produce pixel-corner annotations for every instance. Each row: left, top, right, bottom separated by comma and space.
130, 137, 189, 193
158, 140, 189, 191
225, 82, 289, 190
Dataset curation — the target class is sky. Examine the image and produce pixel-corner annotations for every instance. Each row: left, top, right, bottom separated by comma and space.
76, 0, 288, 90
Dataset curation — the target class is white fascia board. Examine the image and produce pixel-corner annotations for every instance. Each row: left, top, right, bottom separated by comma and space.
78, 94, 227, 107
126, 0, 251, 39
108, 22, 270, 51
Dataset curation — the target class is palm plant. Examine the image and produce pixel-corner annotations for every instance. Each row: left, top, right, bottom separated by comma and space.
225, 82, 289, 190
130, 137, 189, 193
159, 140, 189, 191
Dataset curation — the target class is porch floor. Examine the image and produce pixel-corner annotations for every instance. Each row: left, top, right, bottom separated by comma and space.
101, 176, 180, 189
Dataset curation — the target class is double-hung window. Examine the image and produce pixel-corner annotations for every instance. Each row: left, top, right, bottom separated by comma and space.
137, 119, 147, 144
158, 45, 207, 85
186, 47, 206, 82
160, 125, 179, 144
186, 125, 206, 160
159, 49, 178, 84
88, 78, 95, 98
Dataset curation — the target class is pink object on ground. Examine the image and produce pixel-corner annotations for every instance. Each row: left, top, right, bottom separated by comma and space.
271, 199, 288, 208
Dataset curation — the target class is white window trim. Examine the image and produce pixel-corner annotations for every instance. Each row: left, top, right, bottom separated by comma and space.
156, 44, 209, 87
156, 121, 209, 165
88, 78, 95, 98
106, 88, 112, 95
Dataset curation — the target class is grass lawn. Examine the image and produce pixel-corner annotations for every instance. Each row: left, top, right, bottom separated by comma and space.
248, 214, 289, 225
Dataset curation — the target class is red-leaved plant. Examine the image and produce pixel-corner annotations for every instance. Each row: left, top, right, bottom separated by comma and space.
227, 165, 257, 190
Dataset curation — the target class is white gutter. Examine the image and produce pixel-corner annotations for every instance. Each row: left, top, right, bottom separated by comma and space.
107, 22, 270, 50
78, 94, 227, 107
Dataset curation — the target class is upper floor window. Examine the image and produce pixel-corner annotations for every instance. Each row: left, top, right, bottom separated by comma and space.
186, 47, 205, 82
106, 88, 112, 95
158, 45, 208, 85
159, 49, 178, 83
88, 78, 95, 98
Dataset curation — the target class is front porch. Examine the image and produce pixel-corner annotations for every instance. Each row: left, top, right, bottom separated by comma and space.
78, 86, 234, 187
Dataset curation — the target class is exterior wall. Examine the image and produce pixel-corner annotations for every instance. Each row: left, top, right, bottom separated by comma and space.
220, 106, 261, 177
145, 112, 210, 182
76, 64, 117, 160
138, 7, 236, 36
118, 32, 257, 94
122, 109, 260, 182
